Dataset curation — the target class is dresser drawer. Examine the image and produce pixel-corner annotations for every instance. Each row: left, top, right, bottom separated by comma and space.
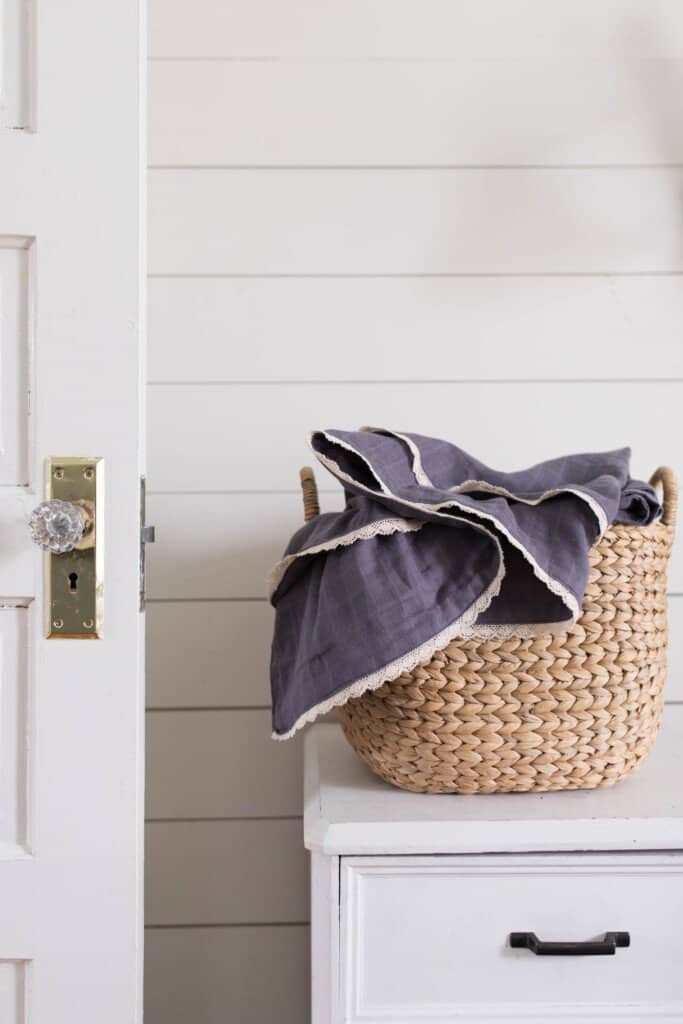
340, 853, 683, 1023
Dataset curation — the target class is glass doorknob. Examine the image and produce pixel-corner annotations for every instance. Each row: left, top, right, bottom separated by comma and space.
29, 499, 95, 553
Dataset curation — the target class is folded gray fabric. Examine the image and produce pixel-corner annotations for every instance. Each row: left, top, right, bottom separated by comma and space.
269, 429, 660, 739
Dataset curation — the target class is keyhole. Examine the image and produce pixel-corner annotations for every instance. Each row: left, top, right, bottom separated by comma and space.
68, 572, 78, 593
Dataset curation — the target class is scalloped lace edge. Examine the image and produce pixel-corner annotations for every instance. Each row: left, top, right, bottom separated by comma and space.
449, 482, 607, 538
341, 428, 608, 537
361, 426, 434, 487
310, 428, 392, 494
267, 518, 424, 599
272, 538, 508, 741
458, 618, 574, 639
311, 449, 581, 622
272, 609, 577, 739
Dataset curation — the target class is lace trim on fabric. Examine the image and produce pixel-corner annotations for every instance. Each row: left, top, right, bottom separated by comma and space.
267, 517, 423, 599
459, 618, 573, 639
362, 426, 434, 487
312, 449, 581, 624
446, 480, 608, 538
311, 429, 392, 495
356, 428, 607, 537
272, 536, 507, 740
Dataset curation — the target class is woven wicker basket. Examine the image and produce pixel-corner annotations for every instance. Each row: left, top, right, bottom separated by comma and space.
298, 465, 678, 794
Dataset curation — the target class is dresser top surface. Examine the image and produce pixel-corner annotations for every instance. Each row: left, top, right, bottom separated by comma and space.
303, 706, 683, 855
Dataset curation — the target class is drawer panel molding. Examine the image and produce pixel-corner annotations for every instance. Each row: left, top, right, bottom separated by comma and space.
341, 854, 683, 1023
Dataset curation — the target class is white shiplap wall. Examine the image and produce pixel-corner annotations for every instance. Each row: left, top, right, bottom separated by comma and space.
145, 4, 683, 1021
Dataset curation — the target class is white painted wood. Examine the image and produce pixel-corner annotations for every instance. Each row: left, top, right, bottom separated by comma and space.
146, 491, 337, 600
148, 380, 682, 493
304, 708, 683, 855
146, 493, 286, 600
0, 0, 31, 129
0, 1, 144, 1020
145, 819, 308, 924
669, 602, 683, 701
311, 851, 339, 1024
144, 926, 310, 1024
146, 600, 274, 707
341, 853, 683, 1021
148, 275, 683, 383
150, 59, 683, 167
146, 709, 302, 818
0, 608, 28, 859
149, 168, 683, 275
0, 240, 29, 484
149, 0, 683, 58
146, 489, 683, 602
145, 596, 683, 707
0, 960, 26, 1024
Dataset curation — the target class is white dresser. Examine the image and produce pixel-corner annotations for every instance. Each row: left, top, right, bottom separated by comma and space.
304, 708, 683, 1023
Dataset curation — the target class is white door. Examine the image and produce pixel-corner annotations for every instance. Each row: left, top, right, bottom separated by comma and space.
0, 2, 144, 1022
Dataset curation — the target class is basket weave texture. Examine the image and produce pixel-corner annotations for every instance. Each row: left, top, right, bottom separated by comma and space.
299, 466, 678, 794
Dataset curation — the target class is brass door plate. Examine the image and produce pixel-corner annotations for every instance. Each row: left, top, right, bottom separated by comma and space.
46, 457, 104, 638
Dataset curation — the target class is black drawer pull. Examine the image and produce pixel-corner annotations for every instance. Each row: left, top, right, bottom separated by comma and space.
510, 931, 630, 956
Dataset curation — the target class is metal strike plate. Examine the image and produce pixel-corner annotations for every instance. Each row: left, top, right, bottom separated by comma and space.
46, 458, 103, 638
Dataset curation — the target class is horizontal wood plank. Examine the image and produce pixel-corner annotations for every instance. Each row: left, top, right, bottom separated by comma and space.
146, 597, 683, 706
147, 380, 682, 499
149, 59, 683, 167
148, 276, 683, 383
145, 819, 308, 924
144, 926, 309, 1024
149, 0, 683, 58
146, 492, 340, 600
149, 168, 683, 275
669, 604, 683, 702
146, 709, 302, 818
146, 601, 274, 707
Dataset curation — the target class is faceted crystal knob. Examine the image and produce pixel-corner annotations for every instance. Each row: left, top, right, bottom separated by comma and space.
29, 499, 90, 554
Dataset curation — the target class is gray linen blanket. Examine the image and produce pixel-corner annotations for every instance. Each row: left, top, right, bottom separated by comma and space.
269, 429, 660, 739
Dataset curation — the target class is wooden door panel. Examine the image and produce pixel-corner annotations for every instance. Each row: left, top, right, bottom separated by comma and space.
0, 960, 27, 1024
0, 0, 31, 130
0, 608, 29, 859
0, 240, 30, 486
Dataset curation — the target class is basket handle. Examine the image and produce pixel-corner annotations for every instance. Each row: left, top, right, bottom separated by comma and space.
300, 466, 320, 522
649, 466, 678, 529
